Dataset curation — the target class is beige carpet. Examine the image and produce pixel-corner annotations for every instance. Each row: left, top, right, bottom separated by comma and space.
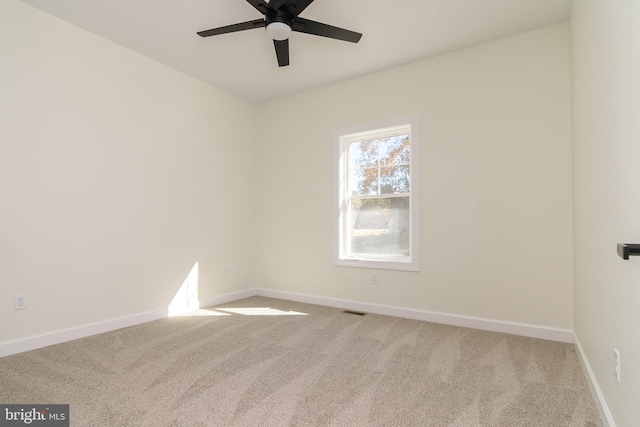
0, 296, 602, 426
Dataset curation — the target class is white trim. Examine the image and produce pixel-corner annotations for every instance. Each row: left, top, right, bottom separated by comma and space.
574, 333, 616, 427
333, 258, 420, 272
0, 288, 258, 359
198, 288, 257, 309
0, 308, 167, 358
333, 115, 421, 272
254, 288, 574, 343
0, 287, 577, 359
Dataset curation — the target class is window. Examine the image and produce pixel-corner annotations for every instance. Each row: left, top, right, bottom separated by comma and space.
334, 118, 419, 271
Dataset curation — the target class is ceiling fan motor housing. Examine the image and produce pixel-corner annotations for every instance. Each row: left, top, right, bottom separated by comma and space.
266, 10, 292, 28
265, 11, 293, 40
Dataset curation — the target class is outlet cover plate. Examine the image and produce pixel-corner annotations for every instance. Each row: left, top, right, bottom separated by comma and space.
14, 293, 27, 310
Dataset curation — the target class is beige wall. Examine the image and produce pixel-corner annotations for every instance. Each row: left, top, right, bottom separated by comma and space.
1, 1, 575, 348
254, 24, 574, 329
572, 0, 640, 425
0, 0, 257, 341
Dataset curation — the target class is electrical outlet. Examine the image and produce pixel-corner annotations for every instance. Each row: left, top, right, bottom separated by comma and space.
371, 273, 378, 285
14, 293, 27, 310
614, 348, 621, 383
223, 267, 229, 278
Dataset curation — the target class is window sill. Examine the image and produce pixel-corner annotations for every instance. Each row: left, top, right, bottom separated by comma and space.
334, 258, 419, 272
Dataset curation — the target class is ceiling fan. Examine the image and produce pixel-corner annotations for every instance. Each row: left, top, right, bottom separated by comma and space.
197, 0, 362, 67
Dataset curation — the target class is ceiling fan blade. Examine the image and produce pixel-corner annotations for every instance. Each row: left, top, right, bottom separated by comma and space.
246, 0, 275, 16
197, 19, 265, 37
292, 18, 362, 43
277, 0, 315, 17
273, 39, 290, 67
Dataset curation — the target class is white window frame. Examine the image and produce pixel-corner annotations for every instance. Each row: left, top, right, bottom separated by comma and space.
333, 117, 420, 272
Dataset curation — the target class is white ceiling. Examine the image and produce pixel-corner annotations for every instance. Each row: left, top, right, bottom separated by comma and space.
18, 0, 571, 104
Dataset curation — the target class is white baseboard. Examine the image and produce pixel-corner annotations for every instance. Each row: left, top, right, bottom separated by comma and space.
574, 333, 615, 427
254, 288, 574, 343
0, 286, 574, 359
0, 307, 168, 359
0, 288, 258, 359
198, 288, 257, 309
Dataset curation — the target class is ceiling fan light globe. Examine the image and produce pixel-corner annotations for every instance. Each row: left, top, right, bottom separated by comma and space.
266, 22, 292, 41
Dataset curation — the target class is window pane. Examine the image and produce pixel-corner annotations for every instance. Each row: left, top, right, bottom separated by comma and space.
380, 135, 410, 165
349, 140, 378, 168
349, 197, 410, 256
350, 168, 378, 196
380, 165, 410, 194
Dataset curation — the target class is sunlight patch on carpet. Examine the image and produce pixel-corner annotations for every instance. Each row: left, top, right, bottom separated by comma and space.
179, 309, 231, 317
215, 307, 308, 316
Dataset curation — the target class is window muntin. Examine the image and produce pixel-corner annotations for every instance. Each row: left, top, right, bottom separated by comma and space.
348, 135, 410, 196
335, 120, 419, 271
